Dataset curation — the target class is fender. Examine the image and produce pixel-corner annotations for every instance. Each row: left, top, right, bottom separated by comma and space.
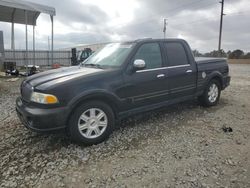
67, 89, 124, 116
204, 71, 223, 88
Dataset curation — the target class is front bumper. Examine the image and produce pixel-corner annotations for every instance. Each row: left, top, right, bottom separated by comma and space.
16, 97, 68, 132
222, 75, 231, 89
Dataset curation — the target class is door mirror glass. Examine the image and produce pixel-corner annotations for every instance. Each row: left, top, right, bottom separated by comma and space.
133, 59, 146, 70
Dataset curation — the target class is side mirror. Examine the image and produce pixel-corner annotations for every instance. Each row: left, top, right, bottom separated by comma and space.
133, 59, 146, 71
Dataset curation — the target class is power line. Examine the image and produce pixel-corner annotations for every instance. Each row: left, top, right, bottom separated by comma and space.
23, 0, 250, 47
165, 0, 217, 19
50, 0, 221, 43
113, 0, 249, 32
113, 0, 216, 29
129, 9, 249, 36
57, 7, 250, 44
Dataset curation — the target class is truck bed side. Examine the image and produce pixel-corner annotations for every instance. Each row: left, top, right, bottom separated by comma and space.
195, 57, 230, 96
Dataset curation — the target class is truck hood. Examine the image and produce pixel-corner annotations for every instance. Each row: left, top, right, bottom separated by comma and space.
26, 66, 103, 87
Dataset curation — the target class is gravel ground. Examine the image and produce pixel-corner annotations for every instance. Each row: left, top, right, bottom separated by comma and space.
0, 64, 249, 188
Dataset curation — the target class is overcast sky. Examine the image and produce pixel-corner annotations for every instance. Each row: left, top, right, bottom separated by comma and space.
0, 0, 249, 52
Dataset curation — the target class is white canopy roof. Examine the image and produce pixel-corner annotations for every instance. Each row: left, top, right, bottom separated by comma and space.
0, 0, 56, 67
0, 0, 56, 25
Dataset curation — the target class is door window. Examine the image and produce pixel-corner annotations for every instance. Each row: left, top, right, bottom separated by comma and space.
133, 43, 162, 69
164, 42, 189, 66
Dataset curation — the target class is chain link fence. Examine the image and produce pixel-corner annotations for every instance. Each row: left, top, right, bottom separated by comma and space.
4, 50, 71, 67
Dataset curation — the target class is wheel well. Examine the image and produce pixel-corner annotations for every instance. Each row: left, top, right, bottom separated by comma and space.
210, 76, 222, 88
66, 96, 119, 126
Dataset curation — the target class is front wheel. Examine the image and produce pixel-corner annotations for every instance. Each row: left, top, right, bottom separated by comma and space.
199, 79, 221, 107
68, 101, 115, 145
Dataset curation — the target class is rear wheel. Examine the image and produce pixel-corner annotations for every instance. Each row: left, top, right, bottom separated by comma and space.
68, 101, 115, 145
199, 79, 221, 107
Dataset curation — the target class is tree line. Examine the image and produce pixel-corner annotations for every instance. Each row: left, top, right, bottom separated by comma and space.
193, 49, 250, 59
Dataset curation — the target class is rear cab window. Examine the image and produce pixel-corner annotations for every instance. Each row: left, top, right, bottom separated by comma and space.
164, 42, 190, 67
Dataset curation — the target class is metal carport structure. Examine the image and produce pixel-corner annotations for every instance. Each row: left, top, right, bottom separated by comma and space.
0, 0, 56, 70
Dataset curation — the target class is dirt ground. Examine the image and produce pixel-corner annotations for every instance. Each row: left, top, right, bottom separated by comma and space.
228, 59, 250, 64
0, 64, 249, 188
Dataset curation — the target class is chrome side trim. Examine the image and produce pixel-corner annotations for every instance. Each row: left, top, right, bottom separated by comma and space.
136, 67, 169, 73
136, 64, 190, 73
167, 64, 190, 69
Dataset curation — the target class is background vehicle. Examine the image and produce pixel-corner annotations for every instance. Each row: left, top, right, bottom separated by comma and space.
71, 48, 93, 66
16, 39, 230, 145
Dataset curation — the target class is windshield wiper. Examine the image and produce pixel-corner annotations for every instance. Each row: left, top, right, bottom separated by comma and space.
82, 63, 102, 69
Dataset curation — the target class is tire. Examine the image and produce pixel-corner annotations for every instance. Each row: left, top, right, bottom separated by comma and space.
68, 101, 115, 145
198, 79, 221, 107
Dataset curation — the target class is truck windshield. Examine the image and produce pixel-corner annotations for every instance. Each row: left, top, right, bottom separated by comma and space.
82, 43, 134, 68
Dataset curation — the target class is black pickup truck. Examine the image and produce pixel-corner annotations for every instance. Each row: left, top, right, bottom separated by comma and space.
16, 39, 230, 145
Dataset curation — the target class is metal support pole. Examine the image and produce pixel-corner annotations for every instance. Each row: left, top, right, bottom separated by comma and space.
11, 22, 15, 50
50, 15, 54, 65
25, 10, 28, 73
218, 0, 225, 52
33, 25, 35, 65
163, 18, 167, 39
0, 31, 5, 71
11, 22, 16, 63
47, 36, 50, 66
48, 36, 50, 51
11, 8, 16, 50
11, 8, 16, 62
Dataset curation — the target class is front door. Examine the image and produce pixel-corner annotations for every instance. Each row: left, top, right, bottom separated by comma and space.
122, 42, 168, 108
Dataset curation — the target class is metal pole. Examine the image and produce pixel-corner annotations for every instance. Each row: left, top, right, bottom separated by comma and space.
0, 31, 5, 71
11, 22, 15, 50
11, 8, 16, 62
50, 15, 54, 65
11, 8, 16, 50
48, 36, 50, 50
163, 18, 167, 39
25, 10, 28, 73
33, 25, 35, 65
47, 36, 50, 66
11, 22, 16, 63
218, 0, 225, 52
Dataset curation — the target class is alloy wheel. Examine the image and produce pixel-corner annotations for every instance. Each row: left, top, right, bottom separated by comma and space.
78, 108, 108, 139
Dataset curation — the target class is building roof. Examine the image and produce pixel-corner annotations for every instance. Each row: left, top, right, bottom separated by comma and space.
0, 0, 56, 25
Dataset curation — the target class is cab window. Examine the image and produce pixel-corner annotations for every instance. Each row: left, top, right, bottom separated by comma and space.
133, 43, 162, 69
164, 42, 189, 66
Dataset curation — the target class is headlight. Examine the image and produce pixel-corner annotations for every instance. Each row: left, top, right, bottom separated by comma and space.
30, 92, 59, 104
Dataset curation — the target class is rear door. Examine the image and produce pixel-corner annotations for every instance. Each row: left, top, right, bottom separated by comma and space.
162, 41, 196, 99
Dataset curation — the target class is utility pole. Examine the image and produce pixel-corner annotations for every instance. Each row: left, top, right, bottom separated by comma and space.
218, 0, 225, 52
48, 36, 50, 51
163, 18, 167, 39
48, 36, 50, 66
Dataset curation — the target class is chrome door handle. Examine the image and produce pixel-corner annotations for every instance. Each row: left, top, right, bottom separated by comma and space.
186, 70, 193, 73
157, 74, 165, 78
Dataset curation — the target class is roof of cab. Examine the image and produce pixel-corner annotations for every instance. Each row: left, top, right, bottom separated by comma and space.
133, 38, 186, 43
